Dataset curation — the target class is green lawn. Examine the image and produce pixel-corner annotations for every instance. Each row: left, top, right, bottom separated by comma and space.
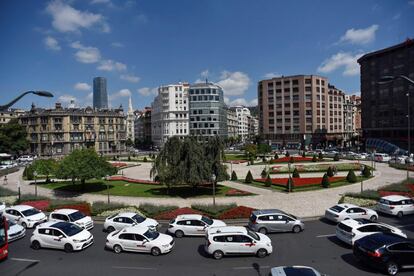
225, 154, 248, 161
39, 180, 233, 198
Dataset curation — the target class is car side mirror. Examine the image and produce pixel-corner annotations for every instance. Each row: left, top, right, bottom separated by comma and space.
285, 220, 289, 223
143, 240, 148, 244
132, 222, 137, 226
58, 235, 64, 240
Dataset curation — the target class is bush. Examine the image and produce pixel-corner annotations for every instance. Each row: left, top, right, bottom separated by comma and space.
346, 170, 358, 183
139, 203, 178, 217
274, 153, 279, 159
23, 165, 35, 180
334, 154, 340, 161
265, 175, 272, 187
286, 177, 294, 192
285, 151, 290, 157
363, 166, 371, 177
318, 152, 323, 160
380, 181, 412, 193
249, 157, 254, 165
245, 170, 253, 183
302, 151, 306, 158
112, 156, 116, 161
321, 173, 330, 188
16, 194, 49, 204
289, 157, 294, 163
143, 157, 148, 162
91, 201, 127, 216
128, 155, 131, 161
191, 203, 236, 217
292, 168, 300, 178
312, 155, 317, 162
261, 168, 267, 179
345, 190, 380, 200
231, 171, 238, 181
327, 167, 334, 177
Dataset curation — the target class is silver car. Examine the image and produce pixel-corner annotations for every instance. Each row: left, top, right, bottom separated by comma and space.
247, 209, 304, 234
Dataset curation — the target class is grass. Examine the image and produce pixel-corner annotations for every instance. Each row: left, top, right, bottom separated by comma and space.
38, 180, 233, 198
225, 154, 248, 161
379, 178, 414, 192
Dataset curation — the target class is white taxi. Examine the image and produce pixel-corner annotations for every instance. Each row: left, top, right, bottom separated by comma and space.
3, 205, 47, 228
49, 209, 94, 230
167, 214, 226, 237
324, 204, 378, 223
103, 212, 158, 232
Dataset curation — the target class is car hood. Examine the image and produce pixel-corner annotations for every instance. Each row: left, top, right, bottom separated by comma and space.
139, 218, 158, 228
257, 232, 271, 244
74, 216, 92, 226
211, 219, 226, 227
9, 223, 25, 235
71, 229, 92, 241
155, 233, 174, 245
26, 212, 46, 221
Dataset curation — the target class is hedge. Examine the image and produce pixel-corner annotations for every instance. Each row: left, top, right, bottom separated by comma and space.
191, 203, 237, 217
139, 203, 179, 217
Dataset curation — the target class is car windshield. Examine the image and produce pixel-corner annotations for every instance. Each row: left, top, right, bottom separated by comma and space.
246, 228, 260, 241
143, 229, 160, 240
201, 216, 213, 225
68, 211, 86, 222
21, 208, 40, 217
56, 223, 83, 237
329, 205, 344, 213
287, 213, 297, 220
132, 214, 146, 223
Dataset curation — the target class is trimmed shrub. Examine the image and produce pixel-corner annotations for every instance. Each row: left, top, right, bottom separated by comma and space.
112, 156, 116, 161
91, 201, 127, 216
345, 190, 380, 200
334, 154, 340, 161
127, 155, 131, 161
302, 151, 306, 158
285, 151, 290, 157
192, 203, 236, 217
286, 177, 294, 192
143, 157, 148, 162
318, 152, 323, 160
265, 175, 272, 187
245, 170, 253, 183
16, 194, 49, 204
346, 170, 358, 183
312, 155, 317, 162
363, 166, 372, 177
292, 168, 300, 178
274, 153, 279, 159
261, 168, 267, 179
327, 166, 334, 177
231, 171, 238, 181
249, 157, 254, 165
321, 173, 330, 188
289, 157, 294, 163
139, 203, 179, 217
23, 165, 35, 180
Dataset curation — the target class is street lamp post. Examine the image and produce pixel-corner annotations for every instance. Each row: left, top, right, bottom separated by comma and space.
105, 175, 110, 204
0, 91, 53, 111
33, 171, 38, 197
288, 162, 292, 193
211, 174, 216, 207
378, 75, 414, 180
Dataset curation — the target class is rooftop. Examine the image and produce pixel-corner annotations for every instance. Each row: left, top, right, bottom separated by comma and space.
357, 38, 414, 63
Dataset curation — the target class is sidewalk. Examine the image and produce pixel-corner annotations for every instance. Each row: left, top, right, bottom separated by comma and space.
1, 162, 408, 218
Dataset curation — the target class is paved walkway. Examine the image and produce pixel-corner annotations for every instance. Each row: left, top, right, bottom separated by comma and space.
1, 161, 409, 218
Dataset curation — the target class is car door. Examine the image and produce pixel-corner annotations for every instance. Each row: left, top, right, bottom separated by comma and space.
279, 215, 295, 232
271, 215, 288, 232
113, 217, 133, 230
190, 220, 206, 235
118, 233, 136, 251
387, 242, 414, 267
345, 208, 361, 219
403, 199, 414, 215
134, 234, 150, 253
224, 235, 239, 254
39, 228, 59, 248
234, 235, 255, 254
257, 215, 272, 232
51, 229, 66, 250
180, 220, 193, 235
4, 209, 18, 223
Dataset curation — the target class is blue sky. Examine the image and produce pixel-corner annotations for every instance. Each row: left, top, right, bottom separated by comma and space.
0, 0, 413, 111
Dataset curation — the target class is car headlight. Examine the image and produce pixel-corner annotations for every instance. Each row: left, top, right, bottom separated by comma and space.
162, 244, 170, 248
266, 243, 271, 247
72, 239, 81, 243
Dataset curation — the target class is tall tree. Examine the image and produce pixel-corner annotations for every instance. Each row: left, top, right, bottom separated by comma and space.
31, 159, 58, 183
0, 119, 29, 155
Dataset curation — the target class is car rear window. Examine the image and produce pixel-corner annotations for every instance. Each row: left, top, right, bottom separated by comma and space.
329, 205, 344, 213
379, 199, 391, 205
338, 222, 353, 233
283, 267, 317, 276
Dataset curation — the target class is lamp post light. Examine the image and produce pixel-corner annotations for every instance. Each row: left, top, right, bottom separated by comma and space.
211, 174, 216, 207
0, 90, 53, 111
33, 171, 38, 197
378, 75, 414, 180
105, 175, 110, 204
288, 162, 292, 193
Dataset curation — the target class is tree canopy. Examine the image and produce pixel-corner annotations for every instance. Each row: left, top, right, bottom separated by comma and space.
0, 119, 29, 155
31, 159, 58, 182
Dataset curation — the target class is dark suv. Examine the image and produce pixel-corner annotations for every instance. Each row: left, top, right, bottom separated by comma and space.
353, 233, 414, 275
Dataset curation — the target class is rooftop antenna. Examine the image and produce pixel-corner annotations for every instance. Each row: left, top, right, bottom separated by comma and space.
205, 78, 208, 84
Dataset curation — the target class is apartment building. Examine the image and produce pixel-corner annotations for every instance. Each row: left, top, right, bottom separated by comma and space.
19, 103, 126, 156
258, 75, 345, 148
343, 94, 362, 146
151, 83, 190, 146
227, 108, 238, 138
0, 108, 25, 125
134, 107, 152, 145
189, 82, 228, 140
126, 96, 135, 142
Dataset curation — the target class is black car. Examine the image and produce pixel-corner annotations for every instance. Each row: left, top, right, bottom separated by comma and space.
353, 233, 414, 275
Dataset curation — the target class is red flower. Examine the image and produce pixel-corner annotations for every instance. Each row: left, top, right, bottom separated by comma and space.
378, 191, 412, 198
225, 189, 253, 196
154, 207, 204, 220
218, 206, 256, 219
111, 162, 128, 168
21, 200, 50, 211
255, 176, 345, 187
270, 156, 313, 163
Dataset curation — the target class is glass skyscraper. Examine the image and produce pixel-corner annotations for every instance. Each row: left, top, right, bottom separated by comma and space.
93, 77, 108, 109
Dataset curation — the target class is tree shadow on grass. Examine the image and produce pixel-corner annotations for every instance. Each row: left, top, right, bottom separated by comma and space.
48, 182, 113, 198
147, 185, 228, 199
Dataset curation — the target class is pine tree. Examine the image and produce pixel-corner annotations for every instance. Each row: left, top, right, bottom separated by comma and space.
327, 166, 334, 177
245, 170, 253, 183
261, 168, 267, 179
363, 166, 372, 177
286, 177, 294, 192
274, 153, 279, 159
318, 152, 323, 160
321, 173, 330, 188
285, 151, 290, 157
346, 170, 357, 183
312, 155, 317, 162
302, 151, 306, 158
334, 153, 340, 161
265, 174, 272, 187
231, 171, 238, 181
292, 168, 300, 178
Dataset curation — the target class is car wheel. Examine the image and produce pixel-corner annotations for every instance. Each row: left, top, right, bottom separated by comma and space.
256, 248, 268, 258
213, 250, 224, 260
175, 230, 184, 238
151, 247, 161, 256
107, 226, 115, 233
292, 225, 301, 233
113, 244, 122, 254
386, 261, 399, 276
21, 222, 27, 229
370, 215, 378, 222
31, 240, 41, 250
397, 212, 403, 218
64, 243, 73, 253
258, 227, 267, 234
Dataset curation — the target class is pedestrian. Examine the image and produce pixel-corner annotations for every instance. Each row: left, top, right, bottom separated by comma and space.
3, 175, 7, 185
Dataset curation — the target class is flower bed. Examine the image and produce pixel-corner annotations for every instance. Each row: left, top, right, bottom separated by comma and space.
111, 162, 128, 168
21, 200, 50, 211
53, 203, 92, 216
218, 206, 255, 219
154, 207, 204, 220
225, 160, 248, 164
270, 156, 313, 163
270, 163, 361, 173
225, 188, 253, 196
108, 175, 160, 185
97, 207, 143, 217
255, 176, 345, 187
378, 191, 412, 197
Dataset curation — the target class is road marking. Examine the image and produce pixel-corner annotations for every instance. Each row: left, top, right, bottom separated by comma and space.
233, 266, 270, 270
11, 258, 40, 262
112, 266, 156, 270
316, 234, 336, 238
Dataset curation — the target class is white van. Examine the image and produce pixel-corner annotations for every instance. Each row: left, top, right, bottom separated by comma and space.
374, 153, 391, 162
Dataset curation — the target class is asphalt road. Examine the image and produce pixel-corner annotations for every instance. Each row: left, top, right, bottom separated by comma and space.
1, 214, 414, 276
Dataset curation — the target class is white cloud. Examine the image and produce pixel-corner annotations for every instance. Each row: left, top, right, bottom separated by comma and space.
263, 72, 281, 79
86, 92, 93, 100
44, 36, 61, 51
74, 82, 91, 91
409, 0, 414, 6
97, 59, 127, 71
58, 94, 77, 104
224, 96, 230, 105
317, 52, 364, 76
200, 70, 209, 78
46, 0, 108, 33
120, 74, 140, 83
137, 87, 158, 97
91, 0, 111, 4
339, 25, 379, 45
228, 98, 258, 107
111, 42, 124, 48
109, 89, 132, 101
216, 71, 250, 96
392, 13, 401, 20
70, 41, 101, 63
